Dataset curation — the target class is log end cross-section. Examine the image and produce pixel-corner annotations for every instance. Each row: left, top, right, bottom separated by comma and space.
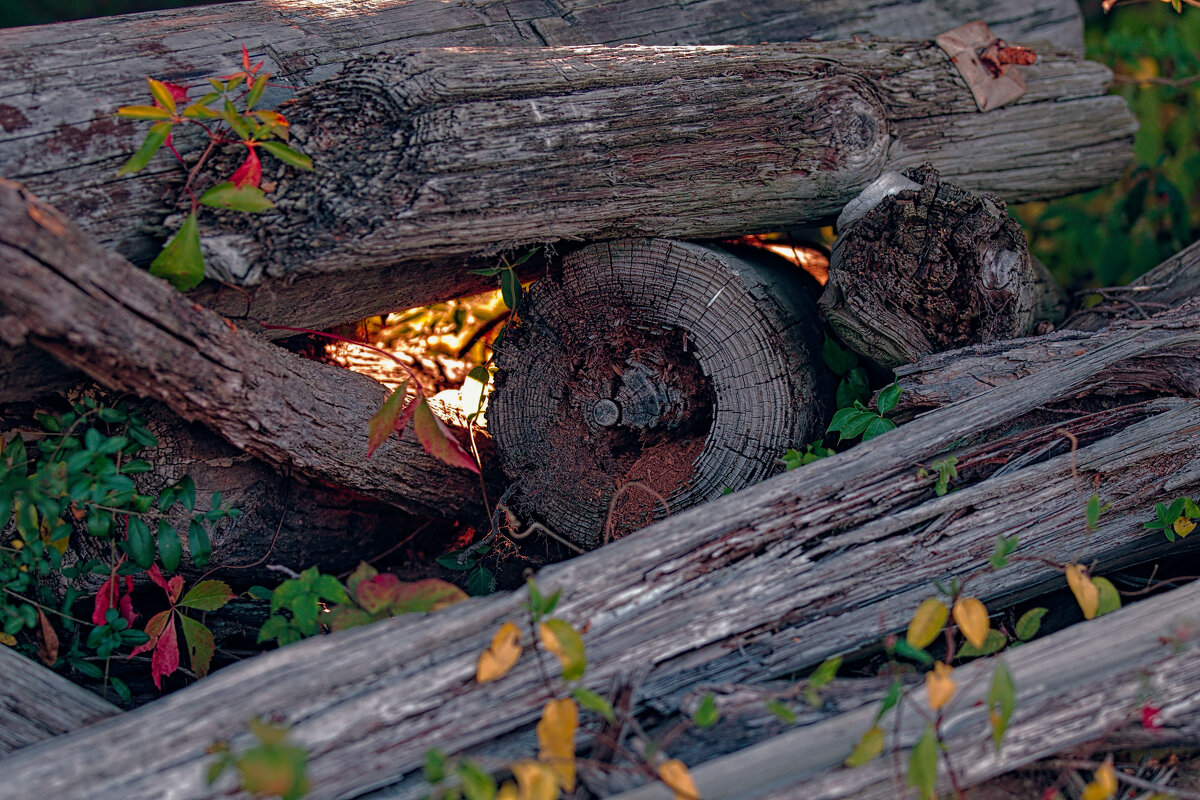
489, 239, 832, 549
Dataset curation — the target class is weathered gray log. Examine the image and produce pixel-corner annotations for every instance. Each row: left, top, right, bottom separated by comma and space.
0, 180, 494, 523
612, 576, 1200, 800
490, 239, 830, 549
821, 166, 1069, 367
0, 647, 120, 756
0, 37, 1133, 403
2, 296, 1197, 799
892, 297, 1200, 415
1066, 238, 1200, 332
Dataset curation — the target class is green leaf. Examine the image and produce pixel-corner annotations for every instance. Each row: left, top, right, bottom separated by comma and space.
313, 573, 353, 606
413, 398, 479, 473
157, 521, 182, 572
125, 517, 155, 569
892, 638, 934, 666
222, 99, 251, 139
367, 382, 413, 458
875, 678, 904, 723
572, 687, 615, 723
499, 269, 521, 312
150, 213, 206, 291
540, 618, 586, 681
86, 506, 112, 539
1184, 499, 1200, 518
109, 675, 132, 703
836, 367, 870, 409
116, 105, 173, 120
35, 413, 62, 432
810, 656, 841, 689
258, 140, 313, 170
178, 614, 216, 678
861, 416, 896, 441
844, 725, 885, 767
1093, 576, 1122, 616
988, 660, 1016, 750
423, 749, 447, 784
179, 579, 235, 611
693, 693, 720, 729
118, 121, 172, 176
822, 336, 859, 376
1015, 608, 1047, 641
956, 628, 1007, 658
200, 182, 275, 213
1086, 493, 1102, 531
466, 565, 496, 597
827, 408, 875, 441
876, 382, 902, 415
456, 761, 496, 800
121, 460, 152, 475
188, 519, 212, 568
765, 699, 797, 724
246, 74, 268, 109
908, 724, 939, 800
257, 614, 291, 644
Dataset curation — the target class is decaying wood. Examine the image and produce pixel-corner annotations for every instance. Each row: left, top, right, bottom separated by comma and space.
3, 291, 1197, 798
490, 239, 830, 549
821, 166, 1068, 367
0, 38, 1133, 402
0, 647, 120, 755
1066, 238, 1200, 332
612, 577, 1200, 800
0, 180, 494, 522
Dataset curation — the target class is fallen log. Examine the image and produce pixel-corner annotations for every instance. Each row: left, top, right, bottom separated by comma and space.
0, 647, 120, 756
0, 180, 495, 523
2, 296, 1197, 798
612, 577, 1200, 800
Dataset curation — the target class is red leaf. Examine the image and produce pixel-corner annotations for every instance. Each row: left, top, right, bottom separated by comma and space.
413, 397, 479, 473
367, 381, 414, 458
167, 575, 184, 605
1142, 704, 1162, 729
146, 564, 170, 594
161, 81, 191, 107
93, 575, 137, 626
150, 614, 180, 689
355, 574, 402, 615
130, 609, 173, 659
231, 146, 262, 188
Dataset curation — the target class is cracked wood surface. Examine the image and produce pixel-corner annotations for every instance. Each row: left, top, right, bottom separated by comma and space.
0, 180, 494, 521
2, 293, 1196, 797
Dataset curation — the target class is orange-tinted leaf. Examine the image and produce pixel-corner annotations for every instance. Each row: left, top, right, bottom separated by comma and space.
366, 382, 413, 458
510, 760, 558, 800
131, 609, 172, 658
116, 105, 173, 120
952, 597, 989, 649
537, 698, 578, 791
1081, 758, 1117, 800
477, 621, 522, 683
413, 397, 479, 473
0, 633, 15, 646
658, 759, 698, 800
35, 608, 59, 666
926, 662, 957, 710
906, 598, 948, 650
539, 619, 586, 681
1065, 563, 1099, 619
388, 578, 468, 615
230, 147, 263, 188
179, 614, 216, 678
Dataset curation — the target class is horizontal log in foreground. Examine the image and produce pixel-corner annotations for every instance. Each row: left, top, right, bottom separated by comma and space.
2, 302, 1198, 798
614, 577, 1200, 800
0, 647, 120, 756
0, 181, 494, 522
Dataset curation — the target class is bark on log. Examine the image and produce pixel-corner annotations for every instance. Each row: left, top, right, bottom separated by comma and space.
611, 577, 1200, 800
2, 303, 1197, 798
0, 37, 1133, 403
1066, 238, 1200, 332
0, 648, 120, 756
0, 180, 494, 522
490, 239, 830, 549
821, 166, 1068, 367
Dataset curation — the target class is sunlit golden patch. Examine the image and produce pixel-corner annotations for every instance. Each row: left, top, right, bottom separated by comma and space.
729, 234, 830, 284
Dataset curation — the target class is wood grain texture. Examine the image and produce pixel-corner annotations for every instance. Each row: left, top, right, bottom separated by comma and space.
0, 648, 120, 756
2, 316, 1196, 798
489, 239, 830, 548
0, 180, 493, 521
611, 577, 1200, 800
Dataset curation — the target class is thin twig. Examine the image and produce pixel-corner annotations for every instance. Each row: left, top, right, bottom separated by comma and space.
1043, 759, 1200, 800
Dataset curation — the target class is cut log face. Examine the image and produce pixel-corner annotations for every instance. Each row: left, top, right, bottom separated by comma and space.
489, 239, 830, 549
821, 166, 1063, 368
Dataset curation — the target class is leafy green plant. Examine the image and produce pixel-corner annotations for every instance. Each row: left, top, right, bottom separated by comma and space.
115, 46, 313, 291
827, 382, 901, 444
209, 718, 310, 800
437, 541, 497, 597
1144, 496, 1199, 541
469, 247, 541, 321
916, 455, 958, 497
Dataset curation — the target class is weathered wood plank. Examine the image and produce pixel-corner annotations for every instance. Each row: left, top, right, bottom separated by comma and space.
612, 577, 1200, 800
1, 299, 1196, 798
0, 647, 120, 755
0, 180, 494, 522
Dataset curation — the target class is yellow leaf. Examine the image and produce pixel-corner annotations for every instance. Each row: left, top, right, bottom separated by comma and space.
1174, 516, 1195, 537
926, 662, 957, 711
537, 698, 578, 791
658, 759, 698, 800
0, 632, 16, 646
1065, 563, 1099, 620
844, 725, 885, 767
539, 619, 586, 681
511, 760, 559, 800
477, 621, 523, 683
497, 781, 519, 800
906, 598, 949, 650
952, 597, 989, 649
1081, 759, 1118, 800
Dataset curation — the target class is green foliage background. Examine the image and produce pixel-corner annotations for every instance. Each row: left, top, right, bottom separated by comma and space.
2, 1, 1195, 295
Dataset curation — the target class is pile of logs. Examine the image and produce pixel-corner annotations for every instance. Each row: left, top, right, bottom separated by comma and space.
2, 0, 1199, 798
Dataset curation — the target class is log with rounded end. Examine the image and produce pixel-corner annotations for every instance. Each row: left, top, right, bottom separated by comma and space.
820, 165, 1067, 368
489, 239, 831, 550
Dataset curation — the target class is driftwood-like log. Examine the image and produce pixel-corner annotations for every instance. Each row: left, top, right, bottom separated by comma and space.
490, 239, 830, 548
0, 38, 1133, 403
1066, 238, 1200, 332
2, 301, 1197, 798
821, 166, 1069, 367
0, 648, 120, 756
0, 181, 493, 522
612, 578, 1200, 800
